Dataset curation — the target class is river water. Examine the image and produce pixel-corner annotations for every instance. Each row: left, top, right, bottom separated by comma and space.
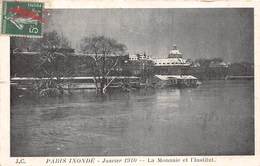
11, 80, 254, 156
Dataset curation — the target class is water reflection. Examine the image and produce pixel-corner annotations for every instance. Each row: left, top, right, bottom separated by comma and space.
11, 80, 254, 156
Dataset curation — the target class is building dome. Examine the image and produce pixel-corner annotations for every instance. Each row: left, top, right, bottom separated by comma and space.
168, 45, 182, 58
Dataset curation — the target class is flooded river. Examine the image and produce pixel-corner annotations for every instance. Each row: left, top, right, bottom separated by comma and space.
11, 80, 254, 156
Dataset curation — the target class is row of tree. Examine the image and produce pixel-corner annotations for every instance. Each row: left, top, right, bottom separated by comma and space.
11, 31, 127, 95
188, 58, 253, 80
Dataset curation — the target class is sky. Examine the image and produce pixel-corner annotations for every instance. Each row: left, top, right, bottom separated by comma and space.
45, 8, 254, 63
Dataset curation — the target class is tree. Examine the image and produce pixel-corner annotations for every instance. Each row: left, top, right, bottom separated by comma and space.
80, 35, 127, 94
11, 31, 74, 96
11, 31, 73, 78
33, 31, 74, 96
32, 31, 73, 79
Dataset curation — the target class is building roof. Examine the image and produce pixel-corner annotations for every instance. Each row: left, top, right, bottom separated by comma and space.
154, 75, 198, 80
169, 49, 182, 55
209, 61, 228, 68
129, 54, 138, 59
152, 58, 190, 66
168, 45, 183, 58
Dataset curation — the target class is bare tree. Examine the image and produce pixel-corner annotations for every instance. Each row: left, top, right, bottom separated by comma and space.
34, 31, 74, 96
80, 35, 126, 94
11, 31, 74, 96
34, 32, 72, 78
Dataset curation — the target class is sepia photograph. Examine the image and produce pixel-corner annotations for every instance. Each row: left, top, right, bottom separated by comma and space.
9, 8, 254, 157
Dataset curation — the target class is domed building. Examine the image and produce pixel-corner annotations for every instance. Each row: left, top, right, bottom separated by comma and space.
151, 45, 200, 88
152, 45, 191, 75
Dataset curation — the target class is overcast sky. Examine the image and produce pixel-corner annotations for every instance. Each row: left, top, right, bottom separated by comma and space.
46, 8, 253, 63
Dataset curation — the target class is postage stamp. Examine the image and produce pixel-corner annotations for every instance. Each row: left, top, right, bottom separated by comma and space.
1, 1, 44, 37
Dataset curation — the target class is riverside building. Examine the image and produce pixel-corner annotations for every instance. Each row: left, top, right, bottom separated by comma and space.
152, 45, 190, 75
151, 45, 200, 88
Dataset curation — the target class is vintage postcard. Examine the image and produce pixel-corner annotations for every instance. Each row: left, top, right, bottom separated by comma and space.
0, 0, 259, 165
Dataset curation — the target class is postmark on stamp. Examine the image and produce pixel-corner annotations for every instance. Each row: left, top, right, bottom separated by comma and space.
1, 1, 44, 37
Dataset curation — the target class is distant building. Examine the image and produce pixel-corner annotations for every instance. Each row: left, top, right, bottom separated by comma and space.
129, 54, 138, 61
209, 61, 228, 68
129, 52, 152, 61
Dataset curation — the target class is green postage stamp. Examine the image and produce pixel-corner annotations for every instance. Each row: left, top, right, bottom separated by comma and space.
1, 1, 44, 37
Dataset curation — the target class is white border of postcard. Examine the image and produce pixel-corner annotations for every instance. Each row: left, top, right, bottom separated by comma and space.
0, 0, 259, 166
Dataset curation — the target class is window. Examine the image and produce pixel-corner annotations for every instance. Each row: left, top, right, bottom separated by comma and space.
169, 78, 177, 84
